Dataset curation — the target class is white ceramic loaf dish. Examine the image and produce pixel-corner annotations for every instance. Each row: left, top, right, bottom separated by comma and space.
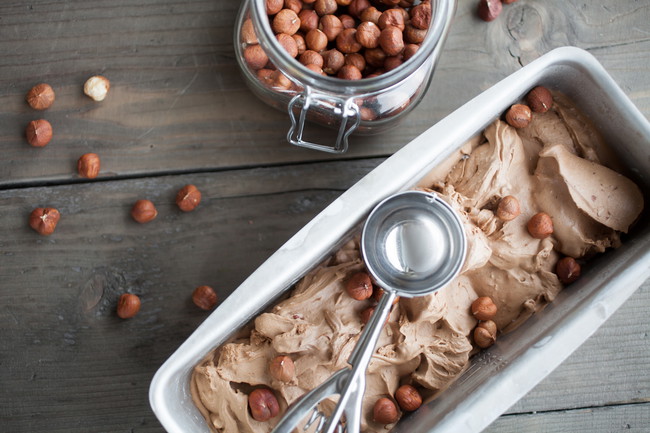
149, 47, 650, 433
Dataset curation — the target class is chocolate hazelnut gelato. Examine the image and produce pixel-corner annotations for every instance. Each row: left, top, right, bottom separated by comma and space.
191, 92, 644, 433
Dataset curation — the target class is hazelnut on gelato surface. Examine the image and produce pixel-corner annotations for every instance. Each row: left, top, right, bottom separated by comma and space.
191, 92, 644, 433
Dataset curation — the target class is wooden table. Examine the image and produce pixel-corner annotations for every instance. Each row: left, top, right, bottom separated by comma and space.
1, 1, 648, 432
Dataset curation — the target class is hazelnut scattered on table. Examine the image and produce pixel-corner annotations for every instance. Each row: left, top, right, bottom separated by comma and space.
29, 207, 60, 235
505, 104, 532, 128
25, 119, 53, 147
471, 296, 497, 321
131, 199, 158, 223
26, 83, 55, 110
556, 257, 581, 284
248, 388, 280, 421
117, 293, 141, 319
373, 397, 399, 424
192, 285, 218, 310
176, 184, 202, 212
394, 384, 422, 412
83, 76, 111, 102
345, 271, 373, 300
527, 212, 554, 239
77, 153, 101, 179
269, 355, 295, 382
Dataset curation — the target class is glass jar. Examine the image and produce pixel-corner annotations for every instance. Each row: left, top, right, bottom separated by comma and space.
234, 0, 457, 153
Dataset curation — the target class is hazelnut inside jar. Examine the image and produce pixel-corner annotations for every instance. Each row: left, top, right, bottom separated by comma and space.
236, 0, 456, 144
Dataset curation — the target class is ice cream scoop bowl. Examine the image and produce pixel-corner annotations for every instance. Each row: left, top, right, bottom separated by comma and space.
272, 190, 467, 433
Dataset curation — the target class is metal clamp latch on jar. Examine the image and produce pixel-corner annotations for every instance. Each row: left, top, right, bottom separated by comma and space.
287, 89, 360, 154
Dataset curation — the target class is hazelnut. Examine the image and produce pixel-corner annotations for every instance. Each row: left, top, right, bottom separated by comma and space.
404, 24, 427, 44
249, 388, 280, 421
285, 0, 303, 14
384, 54, 403, 71
192, 285, 218, 310
526, 86, 553, 113
242, 18, 258, 44
322, 49, 345, 74
277, 33, 299, 57
503, 0, 518, 4
360, 306, 375, 324
269, 355, 295, 382
337, 64, 362, 80
272, 9, 301, 35
356, 21, 380, 49
26, 83, 55, 110
478, 0, 503, 22
176, 184, 202, 212
339, 14, 356, 29
83, 76, 110, 101
319, 14, 343, 41
378, 8, 405, 31
471, 296, 497, 321
304, 63, 326, 75
505, 104, 532, 128
77, 153, 101, 179
298, 9, 319, 32
271, 70, 293, 90
266, 0, 284, 15
336, 28, 362, 53
478, 319, 498, 336
496, 195, 521, 221
299, 50, 325, 67
336, 0, 352, 5
527, 212, 554, 239
373, 397, 399, 424
131, 199, 158, 223
403, 43, 419, 60
364, 47, 387, 68
410, 2, 431, 29
257, 69, 275, 87
314, 0, 337, 16
25, 119, 53, 147
117, 293, 141, 319
305, 28, 328, 51
344, 53, 366, 71
345, 272, 373, 300
379, 26, 404, 57
347, 0, 370, 18
292, 34, 307, 54
474, 323, 497, 348
360, 6, 382, 24
244, 44, 270, 70
29, 207, 60, 235
556, 257, 581, 284
394, 384, 422, 412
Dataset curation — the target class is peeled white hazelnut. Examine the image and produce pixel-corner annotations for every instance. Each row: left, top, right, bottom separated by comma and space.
83, 75, 111, 101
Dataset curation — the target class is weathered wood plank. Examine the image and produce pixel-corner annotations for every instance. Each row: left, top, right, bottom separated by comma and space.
0, 0, 648, 186
486, 402, 650, 433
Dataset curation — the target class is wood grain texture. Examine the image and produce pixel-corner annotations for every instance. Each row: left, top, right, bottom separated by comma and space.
486, 403, 650, 433
0, 0, 648, 186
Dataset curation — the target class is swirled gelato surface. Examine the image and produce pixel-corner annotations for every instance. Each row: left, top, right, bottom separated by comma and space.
191, 93, 643, 432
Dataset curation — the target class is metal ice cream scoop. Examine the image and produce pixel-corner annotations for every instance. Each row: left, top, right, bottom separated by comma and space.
272, 190, 466, 433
